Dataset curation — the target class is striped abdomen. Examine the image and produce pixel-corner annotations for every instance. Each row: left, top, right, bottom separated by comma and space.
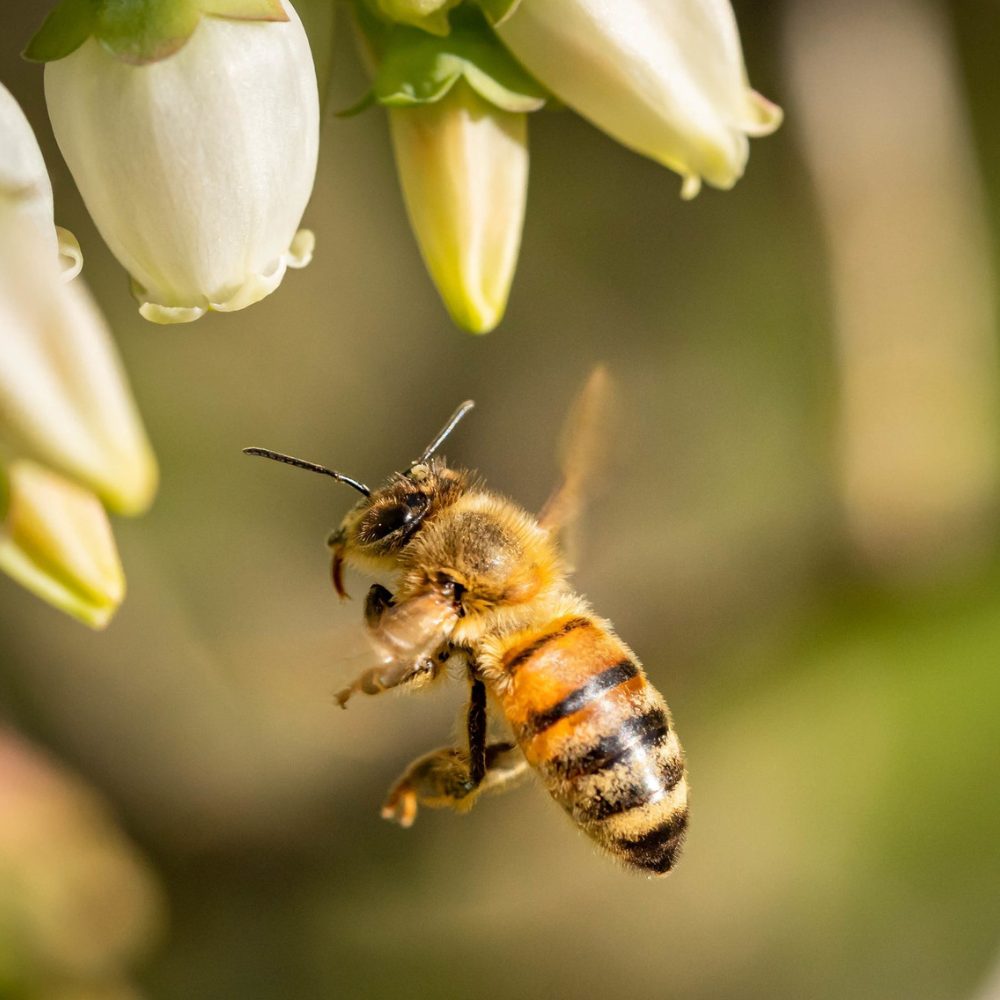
497, 615, 688, 875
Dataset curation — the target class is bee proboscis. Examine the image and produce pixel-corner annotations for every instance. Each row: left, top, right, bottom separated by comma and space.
245, 370, 689, 875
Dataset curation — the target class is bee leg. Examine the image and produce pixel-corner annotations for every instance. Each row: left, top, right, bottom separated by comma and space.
381, 681, 527, 827
334, 655, 440, 709
363, 583, 394, 629
467, 677, 488, 787
334, 584, 449, 708
380, 741, 528, 828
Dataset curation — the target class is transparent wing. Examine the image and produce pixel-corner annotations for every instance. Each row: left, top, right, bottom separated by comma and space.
538, 366, 613, 561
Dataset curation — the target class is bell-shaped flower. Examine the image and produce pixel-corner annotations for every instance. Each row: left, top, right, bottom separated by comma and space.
389, 81, 529, 333
0, 205, 157, 517
0, 81, 81, 276
491, 0, 782, 197
0, 86, 155, 626
41, 2, 319, 323
0, 461, 125, 629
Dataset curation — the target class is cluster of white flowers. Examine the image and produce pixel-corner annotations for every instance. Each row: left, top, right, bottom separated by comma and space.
0, 83, 157, 627
3, 0, 780, 625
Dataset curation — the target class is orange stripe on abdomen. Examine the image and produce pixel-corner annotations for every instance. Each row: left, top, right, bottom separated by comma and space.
495, 618, 689, 874
499, 617, 632, 731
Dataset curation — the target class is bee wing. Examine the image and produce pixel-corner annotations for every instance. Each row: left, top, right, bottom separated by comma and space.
538, 366, 613, 561
368, 590, 460, 667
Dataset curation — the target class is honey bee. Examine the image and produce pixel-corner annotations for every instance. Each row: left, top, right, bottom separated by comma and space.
244, 371, 689, 875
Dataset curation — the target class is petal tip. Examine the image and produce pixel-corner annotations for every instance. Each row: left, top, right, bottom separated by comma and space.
138, 300, 207, 324
745, 90, 783, 137
286, 228, 314, 269
55, 226, 83, 279
680, 174, 702, 201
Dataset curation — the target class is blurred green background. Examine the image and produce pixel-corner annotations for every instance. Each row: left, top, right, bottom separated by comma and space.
2, 0, 1000, 997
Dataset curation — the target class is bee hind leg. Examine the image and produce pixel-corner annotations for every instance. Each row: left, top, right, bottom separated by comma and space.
380, 741, 528, 828
381, 678, 528, 827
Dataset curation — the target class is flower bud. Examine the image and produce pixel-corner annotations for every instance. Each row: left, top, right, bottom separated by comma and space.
389, 81, 528, 333
0, 728, 162, 986
492, 0, 781, 196
0, 205, 157, 516
0, 82, 81, 277
43, 2, 319, 323
0, 461, 124, 629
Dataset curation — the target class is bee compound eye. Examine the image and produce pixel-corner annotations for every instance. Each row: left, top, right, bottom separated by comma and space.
370, 504, 409, 539
366, 493, 428, 542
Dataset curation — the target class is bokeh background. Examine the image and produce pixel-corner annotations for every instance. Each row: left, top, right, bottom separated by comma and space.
2, 0, 1000, 997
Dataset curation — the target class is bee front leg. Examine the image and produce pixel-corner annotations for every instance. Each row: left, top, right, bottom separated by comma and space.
363, 583, 394, 629
335, 585, 450, 709
333, 658, 439, 709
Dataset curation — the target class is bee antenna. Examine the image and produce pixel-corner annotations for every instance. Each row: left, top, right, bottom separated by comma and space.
414, 400, 475, 466
243, 447, 371, 497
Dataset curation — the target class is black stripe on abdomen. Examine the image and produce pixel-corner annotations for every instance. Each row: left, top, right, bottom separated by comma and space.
615, 810, 689, 875
548, 708, 669, 781
520, 659, 639, 739
504, 617, 592, 674
575, 753, 685, 823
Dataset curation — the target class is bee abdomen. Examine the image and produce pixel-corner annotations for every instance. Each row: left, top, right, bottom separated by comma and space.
498, 617, 688, 875
555, 712, 688, 876
611, 808, 689, 874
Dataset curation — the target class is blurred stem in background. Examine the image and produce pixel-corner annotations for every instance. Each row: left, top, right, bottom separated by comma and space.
785, 0, 999, 583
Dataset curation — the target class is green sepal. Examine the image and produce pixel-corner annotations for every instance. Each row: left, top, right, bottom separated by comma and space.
367, 0, 461, 37
477, 0, 521, 27
96, 0, 203, 64
201, 0, 286, 20
373, 12, 546, 113
336, 89, 376, 118
24, 0, 288, 65
23, 0, 99, 62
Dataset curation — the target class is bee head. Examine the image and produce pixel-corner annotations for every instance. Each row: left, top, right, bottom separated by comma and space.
244, 401, 474, 599
327, 461, 468, 596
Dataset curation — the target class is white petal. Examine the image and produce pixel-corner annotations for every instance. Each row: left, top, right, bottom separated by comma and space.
0, 207, 157, 515
0, 82, 82, 276
44, 2, 319, 321
496, 0, 780, 190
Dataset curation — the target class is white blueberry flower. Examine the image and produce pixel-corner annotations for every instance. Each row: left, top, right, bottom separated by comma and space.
492, 0, 781, 197
43, 2, 319, 323
0, 85, 155, 626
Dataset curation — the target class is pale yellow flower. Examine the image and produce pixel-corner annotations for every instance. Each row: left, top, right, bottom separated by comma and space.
390, 81, 528, 333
